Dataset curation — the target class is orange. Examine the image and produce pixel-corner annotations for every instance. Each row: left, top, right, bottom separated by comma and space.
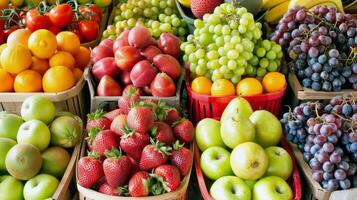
28, 29, 57, 59
49, 51, 75, 69
191, 76, 212, 95
56, 32, 80, 55
0, 69, 14, 92
0, 43, 8, 68
74, 46, 91, 70
211, 79, 236, 97
14, 70, 42, 92
1, 44, 32, 74
0, 0, 10, 8
30, 57, 49, 75
262, 72, 286, 93
236, 78, 263, 96
72, 68, 83, 82
43, 65, 75, 92
7, 29, 31, 47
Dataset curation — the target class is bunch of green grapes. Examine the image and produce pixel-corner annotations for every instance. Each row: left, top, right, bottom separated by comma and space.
247, 39, 283, 77
102, 0, 188, 41
180, 3, 263, 84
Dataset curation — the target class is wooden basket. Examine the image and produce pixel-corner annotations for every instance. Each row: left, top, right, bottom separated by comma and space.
289, 141, 357, 200
76, 139, 192, 200
52, 133, 82, 200
84, 68, 183, 112
82, 7, 110, 48
288, 73, 357, 100
0, 76, 87, 119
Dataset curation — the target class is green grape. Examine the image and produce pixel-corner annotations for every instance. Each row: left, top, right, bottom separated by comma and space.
212, 70, 223, 81
181, 42, 189, 51
234, 66, 245, 75
253, 29, 262, 39
107, 25, 116, 34
256, 22, 262, 29
236, 56, 247, 67
208, 14, 221, 25
267, 60, 278, 72
227, 49, 239, 60
195, 49, 205, 59
159, 14, 166, 21
230, 36, 241, 44
189, 54, 198, 63
235, 44, 244, 53
244, 32, 253, 40
210, 60, 220, 69
124, 9, 133, 19
196, 66, 207, 76
194, 19, 204, 29
159, 23, 172, 32
127, 18, 136, 27
183, 55, 188, 62
239, 18, 249, 26
224, 71, 234, 79
214, 6, 224, 15
215, 37, 225, 47
256, 48, 266, 57
231, 75, 241, 84
272, 44, 282, 52
219, 65, 228, 74
266, 51, 277, 60
237, 7, 247, 16
207, 50, 219, 60
199, 33, 212, 46
185, 44, 196, 54
231, 29, 239, 36
214, 24, 222, 35
102, 30, 109, 38
208, 25, 215, 33
277, 51, 283, 59
152, 21, 160, 28
164, 8, 173, 15
207, 43, 218, 51
189, 64, 196, 73
222, 25, 231, 35
224, 43, 234, 50
219, 56, 228, 65
229, 21, 238, 29
114, 16, 122, 23
257, 67, 267, 77
159, 1, 167, 8
227, 60, 237, 70
198, 58, 206, 67
144, 8, 152, 17
248, 56, 259, 66
167, 0, 175, 7
242, 39, 254, 52
225, 4, 235, 14
224, 35, 231, 43
151, 7, 159, 14
172, 18, 181, 27
218, 47, 227, 56
259, 58, 269, 68
238, 25, 247, 33
245, 65, 254, 75
241, 51, 252, 60
262, 40, 272, 50
164, 16, 172, 23
178, 27, 186, 36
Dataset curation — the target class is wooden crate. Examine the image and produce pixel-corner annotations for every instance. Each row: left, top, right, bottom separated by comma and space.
76, 139, 192, 200
289, 142, 357, 200
345, 0, 357, 9
52, 134, 82, 200
82, 7, 110, 48
288, 73, 357, 100
0, 77, 87, 119
84, 68, 183, 112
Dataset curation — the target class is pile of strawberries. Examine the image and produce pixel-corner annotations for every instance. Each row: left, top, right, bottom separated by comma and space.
77, 88, 194, 197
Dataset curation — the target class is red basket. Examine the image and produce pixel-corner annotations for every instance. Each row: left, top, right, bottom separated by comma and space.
194, 136, 302, 200
186, 70, 287, 123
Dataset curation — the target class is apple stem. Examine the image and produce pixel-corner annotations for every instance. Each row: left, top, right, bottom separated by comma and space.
251, 161, 259, 168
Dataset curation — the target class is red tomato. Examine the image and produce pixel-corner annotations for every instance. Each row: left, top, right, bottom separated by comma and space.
48, 26, 62, 35
79, 20, 99, 42
87, 4, 102, 20
49, 4, 74, 28
4, 25, 20, 37
25, 9, 51, 31
73, 29, 84, 43
0, 31, 6, 44
79, 6, 101, 24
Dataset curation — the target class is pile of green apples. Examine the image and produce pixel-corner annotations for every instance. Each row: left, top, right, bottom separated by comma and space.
196, 97, 294, 200
0, 95, 82, 200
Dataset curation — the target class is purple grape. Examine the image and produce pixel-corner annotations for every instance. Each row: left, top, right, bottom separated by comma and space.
332, 105, 342, 114
318, 26, 328, 35
317, 151, 330, 163
311, 81, 321, 91
308, 47, 319, 58
320, 71, 329, 80
295, 9, 306, 21
328, 135, 338, 144
328, 49, 339, 58
339, 179, 351, 189
342, 104, 352, 116
314, 124, 322, 134
323, 172, 334, 180
323, 161, 335, 172
322, 143, 334, 153
310, 144, 321, 154
339, 23, 348, 32
335, 169, 347, 180
338, 161, 350, 171
328, 58, 339, 67
325, 114, 336, 123
303, 152, 313, 162
347, 163, 356, 176
314, 135, 327, 146
327, 179, 339, 192
334, 147, 344, 155
351, 142, 357, 152
352, 64, 357, 74
330, 153, 342, 164
312, 170, 324, 182
310, 158, 322, 170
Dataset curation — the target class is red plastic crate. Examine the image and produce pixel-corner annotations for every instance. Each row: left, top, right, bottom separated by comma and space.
194, 136, 302, 200
186, 70, 287, 123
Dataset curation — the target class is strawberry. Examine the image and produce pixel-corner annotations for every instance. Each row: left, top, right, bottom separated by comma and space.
165, 108, 180, 125
191, 0, 223, 19
170, 141, 193, 176
77, 152, 104, 188
153, 164, 181, 193
90, 129, 119, 157
110, 114, 127, 136
172, 118, 194, 143
104, 108, 124, 122
103, 148, 132, 187
127, 105, 155, 133
128, 156, 140, 176
120, 127, 150, 161
150, 122, 176, 145
139, 139, 172, 170
128, 171, 152, 197
86, 109, 111, 132
118, 85, 141, 114
98, 182, 129, 196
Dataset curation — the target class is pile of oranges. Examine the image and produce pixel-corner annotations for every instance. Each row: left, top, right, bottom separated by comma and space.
191, 72, 286, 97
0, 29, 90, 93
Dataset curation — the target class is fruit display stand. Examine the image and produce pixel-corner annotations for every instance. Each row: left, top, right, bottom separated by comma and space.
289, 141, 357, 200
82, 7, 110, 48
288, 73, 357, 101
0, 77, 87, 119
84, 68, 184, 111
175, 0, 195, 33
76, 139, 193, 200
195, 138, 302, 200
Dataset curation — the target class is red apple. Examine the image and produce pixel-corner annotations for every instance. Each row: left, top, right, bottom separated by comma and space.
92, 57, 120, 81
113, 38, 129, 53
97, 76, 122, 96
128, 26, 152, 49
158, 33, 181, 58
153, 54, 181, 79
141, 46, 162, 62
142, 86, 151, 96
118, 29, 130, 40
115, 46, 142, 71
130, 60, 158, 87
150, 73, 176, 97
99, 39, 114, 50
91, 45, 113, 63
119, 70, 132, 85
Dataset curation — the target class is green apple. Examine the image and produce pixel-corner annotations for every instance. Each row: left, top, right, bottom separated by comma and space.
0, 137, 16, 172
200, 147, 233, 180
245, 179, 256, 190
0, 175, 23, 200
253, 176, 293, 200
41, 146, 70, 178
196, 118, 226, 151
94, 0, 111, 7
221, 97, 253, 122
265, 146, 293, 180
210, 176, 251, 200
249, 110, 282, 148
50, 116, 82, 148
55, 111, 75, 118
17, 119, 51, 151
221, 113, 255, 149
78, 0, 92, 4
0, 113, 24, 140
230, 142, 268, 180
21, 95, 56, 124
24, 174, 59, 200
6, 143, 42, 180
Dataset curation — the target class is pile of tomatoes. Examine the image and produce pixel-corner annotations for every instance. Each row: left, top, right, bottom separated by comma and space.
0, 2, 102, 44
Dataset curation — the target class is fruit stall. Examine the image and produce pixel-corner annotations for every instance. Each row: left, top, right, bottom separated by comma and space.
0, 0, 357, 199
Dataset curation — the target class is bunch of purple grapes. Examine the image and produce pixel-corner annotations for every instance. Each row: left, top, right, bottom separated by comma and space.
271, 6, 357, 91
